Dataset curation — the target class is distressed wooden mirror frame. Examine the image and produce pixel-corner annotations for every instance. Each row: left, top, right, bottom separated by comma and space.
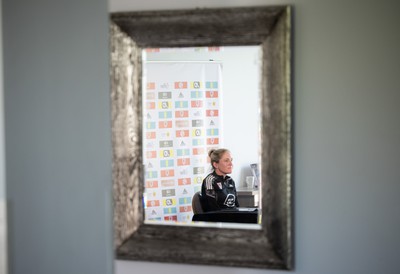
110, 6, 292, 269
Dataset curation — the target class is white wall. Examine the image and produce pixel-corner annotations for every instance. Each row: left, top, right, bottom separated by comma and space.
222, 46, 260, 186
112, 1, 400, 274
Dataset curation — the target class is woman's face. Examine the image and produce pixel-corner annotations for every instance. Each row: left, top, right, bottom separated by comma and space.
214, 151, 233, 176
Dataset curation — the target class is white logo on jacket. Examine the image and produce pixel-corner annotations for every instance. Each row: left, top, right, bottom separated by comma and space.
224, 194, 236, 207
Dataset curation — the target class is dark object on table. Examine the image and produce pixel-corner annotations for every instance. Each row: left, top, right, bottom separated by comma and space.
192, 208, 258, 223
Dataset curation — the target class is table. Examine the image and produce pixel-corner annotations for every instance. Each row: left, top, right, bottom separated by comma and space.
192, 209, 259, 224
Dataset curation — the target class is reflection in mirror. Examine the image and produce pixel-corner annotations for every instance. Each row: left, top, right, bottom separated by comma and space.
142, 46, 262, 227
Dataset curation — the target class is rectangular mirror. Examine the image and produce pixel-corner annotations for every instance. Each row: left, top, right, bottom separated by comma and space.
110, 6, 292, 269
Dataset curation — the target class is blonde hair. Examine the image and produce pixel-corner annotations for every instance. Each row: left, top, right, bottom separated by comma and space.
208, 148, 230, 171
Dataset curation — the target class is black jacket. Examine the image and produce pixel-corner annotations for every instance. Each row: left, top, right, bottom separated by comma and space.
201, 171, 239, 212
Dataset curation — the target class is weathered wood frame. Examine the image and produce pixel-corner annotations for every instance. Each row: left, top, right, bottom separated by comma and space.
110, 6, 292, 269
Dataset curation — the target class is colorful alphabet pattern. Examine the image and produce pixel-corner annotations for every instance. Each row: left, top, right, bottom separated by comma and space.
143, 63, 222, 223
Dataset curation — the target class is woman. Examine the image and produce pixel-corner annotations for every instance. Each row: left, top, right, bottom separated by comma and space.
201, 148, 240, 212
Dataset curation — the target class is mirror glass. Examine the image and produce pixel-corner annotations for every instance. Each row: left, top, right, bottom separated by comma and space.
142, 46, 262, 228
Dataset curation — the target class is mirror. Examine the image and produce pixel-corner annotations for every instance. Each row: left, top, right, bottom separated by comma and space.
142, 45, 262, 227
111, 6, 292, 269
